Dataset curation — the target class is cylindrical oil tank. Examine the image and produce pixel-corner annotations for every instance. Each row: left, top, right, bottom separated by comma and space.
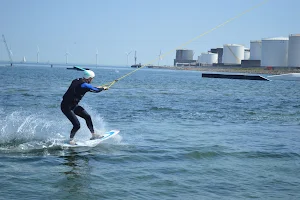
199, 53, 206, 63
176, 49, 194, 60
244, 48, 250, 60
261, 37, 289, 67
250, 40, 261, 60
200, 53, 218, 64
288, 34, 300, 67
197, 55, 202, 63
222, 44, 244, 64
199, 53, 209, 64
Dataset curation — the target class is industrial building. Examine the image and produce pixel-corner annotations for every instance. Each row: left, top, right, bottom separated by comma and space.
173, 49, 196, 66
244, 48, 250, 60
222, 44, 245, 65
261, 37, 289, 67
176, 32, 300, 68
198, 52, 218, 65
250, 40, 261, 60
288, 34, 300, 67
210, 48, 223, 64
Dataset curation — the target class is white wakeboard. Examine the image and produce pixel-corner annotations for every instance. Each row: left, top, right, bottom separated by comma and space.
63, 129, 120, 148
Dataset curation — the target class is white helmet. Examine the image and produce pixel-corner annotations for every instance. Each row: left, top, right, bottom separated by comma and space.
83, 70, 95, 79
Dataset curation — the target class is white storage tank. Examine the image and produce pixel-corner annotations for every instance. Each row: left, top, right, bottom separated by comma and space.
198, 53, 206, 64
244, 48, 250, 60
200, 53, 218, 64
222, 44, 244, 64
197, 55, 202, 63
199, 53, 207, 63
261, 37, 288, 67
288, 34, 300, 67
250, 40, 262, 60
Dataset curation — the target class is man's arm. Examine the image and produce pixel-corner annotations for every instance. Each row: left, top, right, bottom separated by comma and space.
81, 83, 104, 93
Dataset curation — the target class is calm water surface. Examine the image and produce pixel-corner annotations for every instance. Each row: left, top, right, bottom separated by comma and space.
0, 66, 299, 199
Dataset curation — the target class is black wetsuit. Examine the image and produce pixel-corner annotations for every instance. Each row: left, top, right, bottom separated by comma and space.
61, 78, 104, 139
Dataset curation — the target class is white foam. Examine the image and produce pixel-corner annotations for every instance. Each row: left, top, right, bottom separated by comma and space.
0, 106, 118, 152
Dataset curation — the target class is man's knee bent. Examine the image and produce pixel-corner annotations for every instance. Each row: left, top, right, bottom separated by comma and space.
84, 114, 92, 122
73, 124, 81, 131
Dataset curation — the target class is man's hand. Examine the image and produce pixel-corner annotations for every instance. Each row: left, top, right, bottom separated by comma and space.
97, 86, 108, 90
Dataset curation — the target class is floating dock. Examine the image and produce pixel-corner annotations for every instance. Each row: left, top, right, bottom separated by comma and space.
202, 73, 269, 81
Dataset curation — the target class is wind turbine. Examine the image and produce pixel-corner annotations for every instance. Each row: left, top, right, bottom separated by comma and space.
125, 51, 132, 66
37, 46, 40, 63
9, 48, 13, 65
158, 50, 162, 66
9, 49, 13, 57
2, 34, 13, 65
96, 48, 99, 66
65, 49, 71, 64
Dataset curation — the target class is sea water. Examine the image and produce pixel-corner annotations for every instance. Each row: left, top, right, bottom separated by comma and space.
0, 66, 299, 199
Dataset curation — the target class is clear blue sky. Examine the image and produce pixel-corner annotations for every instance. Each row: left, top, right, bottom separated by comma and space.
0, 0, 299, 66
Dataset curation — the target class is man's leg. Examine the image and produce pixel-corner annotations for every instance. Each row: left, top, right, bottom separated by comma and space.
73, 106, 94, 133
61, 104, 81, 139
74, 106, 103, 140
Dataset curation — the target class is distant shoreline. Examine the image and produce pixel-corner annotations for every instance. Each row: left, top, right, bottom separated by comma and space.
148, 66, 300, 75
